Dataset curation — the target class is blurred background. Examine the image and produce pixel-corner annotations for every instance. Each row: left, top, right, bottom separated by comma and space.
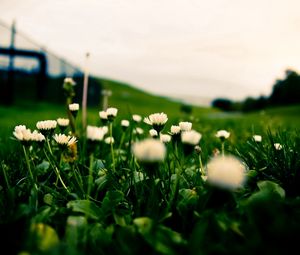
1, 0, 300, 112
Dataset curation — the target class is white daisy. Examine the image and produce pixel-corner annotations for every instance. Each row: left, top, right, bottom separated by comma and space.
132, 114, 142, 122
64, 77, 76, 86
14, 125, 27, 133
181, 130, 202, 145
104, 137, 114, 144
132, 138, 166, 163
36, 120, 57, 130
144, 112, 168, 126
160, 134, 171, 143
170, 125, 181, 135
216, 130, 230, 139
206, 155, 246, 190
99, 111, 108, 120
149, 129, 158, 137
121, 120, 130, 127
274, 143, 282, 150
253, 135, 262, 142
69, 103, 79, 111
13, 128, 32, 142
134, 127, 144, 135
30, 130, 45, 142
53, 134, 77, 147
87, 125, 108, 141
106, 107, 118, 117
57, 118, 70, 127
179, 122, 192, 131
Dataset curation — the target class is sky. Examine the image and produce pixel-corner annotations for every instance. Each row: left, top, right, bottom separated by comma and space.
1, 0, 300, 105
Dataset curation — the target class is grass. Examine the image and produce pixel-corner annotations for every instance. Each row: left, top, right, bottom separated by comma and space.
1, 99, 300, 158
0, 79, 300, 254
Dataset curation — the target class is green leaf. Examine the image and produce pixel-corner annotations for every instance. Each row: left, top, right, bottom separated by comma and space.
67, 200, 102, 220
35, 161, 50, 175
257, 180, 285, 199
247, 169, 258, 178
133, 171, 145, 183
177, 189, 199, 214
95, 175, 108, 191
89, 223, 113, 247
133, 217, 186, 255
101, 190, 125, 218
32, 206, 52, 222
93, 159, 105, 172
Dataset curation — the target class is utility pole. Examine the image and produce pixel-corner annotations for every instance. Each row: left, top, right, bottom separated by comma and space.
5, 20, 16, 105
82, 52, 90, 131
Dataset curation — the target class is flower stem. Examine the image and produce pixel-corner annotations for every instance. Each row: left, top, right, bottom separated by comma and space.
117, 132, 126, 163
46, 137, 53, 155
1, 163, 11, 190
22, 145, 38, 192
43, 148, 70, 194
109, 122, 116, 172
167, 144, 183, 212
198, 154, 204, 175
87, 153, 94, 199
221, 142, 225, 156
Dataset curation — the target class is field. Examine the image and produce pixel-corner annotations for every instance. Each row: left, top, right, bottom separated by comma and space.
0, 82, 300, 255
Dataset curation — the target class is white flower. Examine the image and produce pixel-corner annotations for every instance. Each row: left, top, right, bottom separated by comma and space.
206, 155, 246, 190
121, 120, 130, 127
181, 130, 202, 145
14, 125, 27, 133
57, 118, 70, 127
13, 128, 32, 142
132, 114, 142, 122
170, 125, 181, 135
160, 134, 171, 143
194, 145, 202, 154
134, 127, 144, 135
36, 120, 57, 130
87, 125, 108, 141
179, 122, 192, 131
53, 134, 77, 146
69, 103, 79, 111
30, 130, 45, 142
144, 112, 168, 126
99, 111, 108, 120
274, 143, 282, 150
104, 137, 114, 144
102, 126, 109, 134
149, 129, 158, 137
253, 135, 262, 142
13, 125, 45, 142
68, 136, 77, 146
216, 130, 230, 139
64, 77, 76, 85
132, 138, 166, 162
106, 107, 118, 117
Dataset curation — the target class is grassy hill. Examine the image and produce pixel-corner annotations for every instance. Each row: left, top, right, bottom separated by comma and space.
0, 77, 215, 141
99, 78, 214, 118
0, 76, 299, 153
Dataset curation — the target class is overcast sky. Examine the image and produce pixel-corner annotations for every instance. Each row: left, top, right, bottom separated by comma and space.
1, 0, 300, 105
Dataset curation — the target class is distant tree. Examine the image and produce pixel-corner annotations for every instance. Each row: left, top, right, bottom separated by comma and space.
270, 69, 300, 105
211, 68, 300, 113
211, 98, 233, 111
241, 96, 268, 112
